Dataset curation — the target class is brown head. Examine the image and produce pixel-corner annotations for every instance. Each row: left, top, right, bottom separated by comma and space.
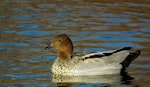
51, 34, 73, 59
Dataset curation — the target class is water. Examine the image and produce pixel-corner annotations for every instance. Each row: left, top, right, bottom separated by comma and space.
0, 1, 150, 87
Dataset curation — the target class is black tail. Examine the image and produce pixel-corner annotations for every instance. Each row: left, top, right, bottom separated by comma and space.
121, 50, 141, 71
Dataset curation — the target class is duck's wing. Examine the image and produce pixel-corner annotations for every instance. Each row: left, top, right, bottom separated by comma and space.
75, 47, 132, 60
73, 47, 140, 75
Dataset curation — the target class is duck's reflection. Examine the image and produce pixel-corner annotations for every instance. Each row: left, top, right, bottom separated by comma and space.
52, 71, 133, 84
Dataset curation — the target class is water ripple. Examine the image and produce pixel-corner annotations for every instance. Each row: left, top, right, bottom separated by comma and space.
18, 24, 40, 29
10, 67, 22, 71
139, 19, 150, 22
100, 13, 114, 17
61, 22, 77, 27
84, 48, 107, 52
43, 55, 56, 61
103, 18, 131, 22
3, 74, 45, 79
0, 42, 30, 47
0, 60, 5, 64
96, 31, 141, 36
2, 30, 16, 34
0, 48, 15, 52
144, 34, 150, 38
101, 43, 143, 48
139, 65, 150, 69
141, 28, 150, 32
57, 12, 69, 17
91, 26, 109, 30
12, 14, 40, 19
12, 8, 24, 12
17, 30, 50, 36
0, 15, 6, 19
96, 36, 147, 42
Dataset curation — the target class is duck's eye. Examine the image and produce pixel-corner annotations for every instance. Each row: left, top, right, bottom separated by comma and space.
58, 38, 62, 42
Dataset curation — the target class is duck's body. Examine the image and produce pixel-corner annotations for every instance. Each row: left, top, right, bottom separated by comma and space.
46, 34, 141, 76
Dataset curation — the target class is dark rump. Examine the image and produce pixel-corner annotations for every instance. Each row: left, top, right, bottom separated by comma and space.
121, 50, 141, 71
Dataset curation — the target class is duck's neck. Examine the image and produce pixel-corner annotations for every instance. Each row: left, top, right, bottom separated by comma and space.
58, 51, 72, 60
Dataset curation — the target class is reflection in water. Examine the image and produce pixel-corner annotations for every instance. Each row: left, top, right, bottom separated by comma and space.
52, 72, 135, 87
52, 73, 131, 84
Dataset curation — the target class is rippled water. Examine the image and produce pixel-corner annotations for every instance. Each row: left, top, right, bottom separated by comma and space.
0, 1, 150, 87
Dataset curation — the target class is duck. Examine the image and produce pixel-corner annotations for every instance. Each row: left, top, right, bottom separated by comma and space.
45, 34, 141, 76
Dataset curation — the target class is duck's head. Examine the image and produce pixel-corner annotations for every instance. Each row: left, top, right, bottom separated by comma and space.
46, 34, 73, 59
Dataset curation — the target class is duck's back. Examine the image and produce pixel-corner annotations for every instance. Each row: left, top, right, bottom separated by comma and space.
74, 50, 130, 75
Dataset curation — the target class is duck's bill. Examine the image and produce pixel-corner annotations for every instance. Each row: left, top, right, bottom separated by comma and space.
45, 43, 52, 50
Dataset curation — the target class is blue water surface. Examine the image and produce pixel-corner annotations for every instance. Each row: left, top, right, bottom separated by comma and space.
17, 30, 50, 36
